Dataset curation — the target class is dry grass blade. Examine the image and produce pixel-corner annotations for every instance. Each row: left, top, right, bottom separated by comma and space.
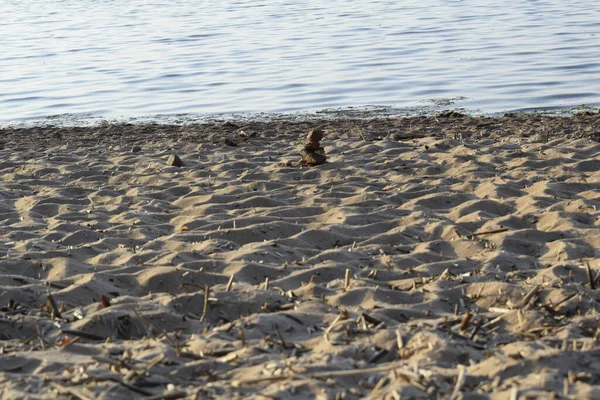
226, 273, 235, 291
144, 390, 188, 400
46, 291, 61, 319
132, 309, 179, 350
273, 324, 288, 349
586, 262, 595, 290
450, 367, 467, 400
310, 363, 421, 379
344, 269, 351, 291
469, 317, 482, 340
233, 375, 290, 387
519, 285, 540, 309
472, 227, 509, 237
61, 329, 106, 341
200, 285, 210, 322
50, 382, 94, 400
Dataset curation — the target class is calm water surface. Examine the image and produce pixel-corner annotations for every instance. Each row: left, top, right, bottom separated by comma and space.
1, 0, 600, 123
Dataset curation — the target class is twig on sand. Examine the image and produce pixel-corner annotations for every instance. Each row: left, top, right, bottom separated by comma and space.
226, 273, 235, 291
310, 363, 420, 379
519, 285, 540, 309
344, 269, 351, 291
132, 309, 179, 351
469, 317, 482, 340
459, 312, 472, 332
143, 390, 188, 400
50, 382, 94, 400
450, 367, 467, 400
586, 262, 595, 290
200, 285, 210, 322
472, 227, 508, 237
46, 290, 62, 319
324, 310, 349, 341
61, 329, 106, 341
232, 362, 422, 387
273, 324, 288, 349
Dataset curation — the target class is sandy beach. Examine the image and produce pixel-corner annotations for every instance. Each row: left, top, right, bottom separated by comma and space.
1, 113, 599, 399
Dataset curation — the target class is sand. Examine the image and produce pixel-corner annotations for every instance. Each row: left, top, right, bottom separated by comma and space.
1, 113, 599, 399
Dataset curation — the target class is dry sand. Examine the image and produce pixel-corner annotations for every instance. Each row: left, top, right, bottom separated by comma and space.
1, 113, 599, 399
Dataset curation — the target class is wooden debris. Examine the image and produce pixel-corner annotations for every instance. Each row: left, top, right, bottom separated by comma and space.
46, 291, 62, 319
459, 312, 472, 332
226, 273, 235, 291
100, 295, 111, 308
200, 285, 210, 322
472, 227, 509, 237
586, 262, 595, 290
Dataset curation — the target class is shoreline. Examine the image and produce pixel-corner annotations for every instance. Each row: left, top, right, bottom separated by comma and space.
2, 111, 599, 149
1, 113, 600, 399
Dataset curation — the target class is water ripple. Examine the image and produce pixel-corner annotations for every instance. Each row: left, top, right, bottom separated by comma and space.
1, 0, 600, 122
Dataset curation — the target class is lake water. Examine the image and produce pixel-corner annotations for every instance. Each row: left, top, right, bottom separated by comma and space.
1, 0, 600, 124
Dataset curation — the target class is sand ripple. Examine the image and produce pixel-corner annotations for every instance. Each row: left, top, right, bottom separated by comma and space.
1, 116, 599, 399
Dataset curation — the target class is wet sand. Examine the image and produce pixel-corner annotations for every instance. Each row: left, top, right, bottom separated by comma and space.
1, 113, 600, 399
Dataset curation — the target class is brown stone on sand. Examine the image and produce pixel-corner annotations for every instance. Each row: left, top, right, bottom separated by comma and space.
167, 153, 183, 167
301, 148, 327, 166
301, 128, 327, 165
305, 128, 324, 149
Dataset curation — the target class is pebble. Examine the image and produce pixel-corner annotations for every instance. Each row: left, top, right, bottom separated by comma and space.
167, 153, 183, 167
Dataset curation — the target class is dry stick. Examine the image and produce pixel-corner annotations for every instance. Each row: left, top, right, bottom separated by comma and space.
586, 262, 596, 290
61, 329, 106, 341
396, 329, 404, 349
472, 227, 509, 237
116, 380, 154, 396
469, 317, 482, 340
239, 327, 246, 347
264, 277, 269, 291
50, 382, 94, 400
226, 274, 235, 291
233, 362, 421, 387
481, 313, 508, 330
310, 363, 420, 379
273, 324, 288, 349
233, 375, 290, 387
47, 291, 61, 319
200, 286, 210, 322
519, 285, 540, 309
459, 312, 472, 332
450, 367, 467, 400
132, 309, 179, 351
372, 376, 388, 393
143, 390, 188, 400
344, 269, 351, 291
551, 293, 577, 309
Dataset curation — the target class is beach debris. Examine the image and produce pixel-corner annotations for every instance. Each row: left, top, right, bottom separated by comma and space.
200, 285, 210, 322
100, 294, 111, 308
301, 128, 327, 165
459, 312, 472, 332
388, 132, 403, 141
344, 268, 351, 291
585, 262, 595, 290
167, 153, 183, 167
46, 291, 62, 319
223, 136, 238, 146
